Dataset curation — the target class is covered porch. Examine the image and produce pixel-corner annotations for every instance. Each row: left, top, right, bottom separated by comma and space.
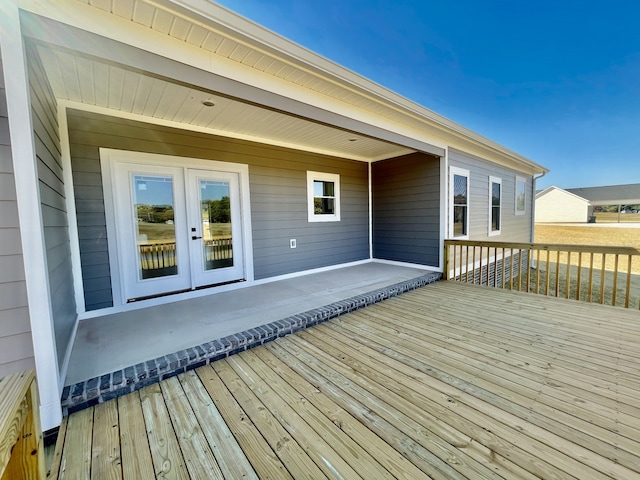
49, 281, 640, 479
11, 0, 446, 429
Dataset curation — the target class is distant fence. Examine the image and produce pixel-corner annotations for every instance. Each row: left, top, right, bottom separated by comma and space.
444, 240, 640, 309
139, 237, 233, 276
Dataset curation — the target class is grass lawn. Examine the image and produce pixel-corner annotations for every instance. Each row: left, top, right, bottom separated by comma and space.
594, 211, 640, 223
517, 224, 640, 307
535, 224, 640, 249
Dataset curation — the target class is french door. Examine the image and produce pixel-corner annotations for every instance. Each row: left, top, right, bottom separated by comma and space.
112, 162, 244, 301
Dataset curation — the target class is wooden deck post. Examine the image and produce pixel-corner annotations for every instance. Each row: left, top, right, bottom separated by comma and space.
443, 242, 449, 280
0, 370, 46, 480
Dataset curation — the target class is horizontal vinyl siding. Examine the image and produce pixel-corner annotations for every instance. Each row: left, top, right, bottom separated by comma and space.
372, 153, 440, 266
68, 110, 369, 308
70, 142, 112, 310
28, 48, 76, 370
449, 149, 533, 242
0, 51, 35, 377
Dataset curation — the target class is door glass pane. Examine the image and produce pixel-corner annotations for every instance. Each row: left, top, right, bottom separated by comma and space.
133, 175, 177, 280
200, 179, 233, 270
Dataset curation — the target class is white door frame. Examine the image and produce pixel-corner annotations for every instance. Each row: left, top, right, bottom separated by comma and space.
101, 149, 254, 307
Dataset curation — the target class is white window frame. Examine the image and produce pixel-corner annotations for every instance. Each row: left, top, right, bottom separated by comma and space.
488, 176, 502, 236
515, 176, 526, 216
307, 171, 341, 222
449, 166, 470, 239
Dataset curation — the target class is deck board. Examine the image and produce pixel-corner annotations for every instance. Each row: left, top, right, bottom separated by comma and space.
49, 282, 640, 479
139, 383, 188, 480
91, 400, 122, 480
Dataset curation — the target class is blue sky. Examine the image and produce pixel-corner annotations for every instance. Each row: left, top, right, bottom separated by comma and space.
216, 0, 640, 189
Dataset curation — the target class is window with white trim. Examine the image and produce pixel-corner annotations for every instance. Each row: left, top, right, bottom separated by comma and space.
449, 167, 469, 239
515, 176, 526, 215
489, 176, 502, 236
307, 171, 340, 222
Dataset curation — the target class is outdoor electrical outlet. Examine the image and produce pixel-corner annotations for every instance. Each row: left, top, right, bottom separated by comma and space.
290, 239, 297, 249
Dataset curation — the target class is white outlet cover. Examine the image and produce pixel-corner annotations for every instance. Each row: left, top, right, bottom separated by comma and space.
290, 239, 297, 248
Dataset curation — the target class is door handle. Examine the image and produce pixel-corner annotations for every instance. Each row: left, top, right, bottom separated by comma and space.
191, 235, 202, 240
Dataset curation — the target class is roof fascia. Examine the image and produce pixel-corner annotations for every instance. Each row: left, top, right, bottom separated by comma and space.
166, 0, 547, 174
535, 186, 556, 198
588, 199, 640, 206
19, 0, 547, 172
448, 146, 542, 176
537, 186, 589, 203
170, 0, 547, 173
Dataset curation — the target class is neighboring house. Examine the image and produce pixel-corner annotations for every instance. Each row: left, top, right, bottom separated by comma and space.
536, 183, 640, 223
535, 186, 590, 223
0, 0, 547, 430
566, 184, 640, 214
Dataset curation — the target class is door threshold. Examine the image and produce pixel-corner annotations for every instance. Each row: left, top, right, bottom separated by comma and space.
127, 278, 245, 303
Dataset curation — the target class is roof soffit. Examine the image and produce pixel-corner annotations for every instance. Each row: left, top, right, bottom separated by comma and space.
19, 0, 546, 172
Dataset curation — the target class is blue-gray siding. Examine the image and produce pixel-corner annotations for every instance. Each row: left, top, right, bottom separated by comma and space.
0, 49, 35, 377
372, 153, 440, 266
448, 148, 534, 242
68, 110, 370, 310
28, 46, 76, 371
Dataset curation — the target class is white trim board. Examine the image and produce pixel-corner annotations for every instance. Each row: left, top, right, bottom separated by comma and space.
448, 165, 470, 240
0, 0, 62, 430
439, 151, 448, 271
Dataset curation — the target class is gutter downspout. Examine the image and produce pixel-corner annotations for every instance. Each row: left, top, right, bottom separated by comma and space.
530, 171, 548, 243
529, 171, 547, 271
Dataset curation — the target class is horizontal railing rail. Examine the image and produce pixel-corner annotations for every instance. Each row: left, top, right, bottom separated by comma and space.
444, 239, 640, 309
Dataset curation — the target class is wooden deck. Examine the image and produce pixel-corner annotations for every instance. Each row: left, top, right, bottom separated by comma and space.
48, 282, 640, 479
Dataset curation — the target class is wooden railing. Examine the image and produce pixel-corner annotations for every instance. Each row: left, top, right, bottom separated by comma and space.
444, 240, 640, 309
0, 370, 45, 480
138, 237, 233, 273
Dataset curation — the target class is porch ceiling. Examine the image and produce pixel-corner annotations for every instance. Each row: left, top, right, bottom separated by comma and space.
34, 44, 416, 162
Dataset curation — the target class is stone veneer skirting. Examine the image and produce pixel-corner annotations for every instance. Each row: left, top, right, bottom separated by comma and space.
61, 272, 442, 415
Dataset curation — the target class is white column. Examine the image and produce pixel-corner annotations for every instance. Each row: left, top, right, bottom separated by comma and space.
0, 0, 62, 430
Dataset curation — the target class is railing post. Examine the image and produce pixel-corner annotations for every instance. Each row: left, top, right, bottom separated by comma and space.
443, 242, 449, 281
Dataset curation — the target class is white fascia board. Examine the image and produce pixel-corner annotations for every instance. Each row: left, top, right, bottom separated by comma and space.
535, 185, 556, 198
537, 186, 589, 203
0, 0, 62, 430
170, 0, 547, 173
